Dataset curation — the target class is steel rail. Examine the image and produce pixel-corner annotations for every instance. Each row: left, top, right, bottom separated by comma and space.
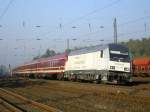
0, 97, 23, 112
0, 88, 62, 112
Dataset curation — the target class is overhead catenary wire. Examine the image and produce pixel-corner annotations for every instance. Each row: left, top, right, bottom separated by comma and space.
119, 15, 150, 27
0, 0, 14, 20
39, 8, 150, 41
36, 0, 121, 38
37, 2, 150, 41
33, 14, 150, 44
68, 27, 150, 45
65, 0, 121, 25
72, 14, 150, 39
2, 0, 148, 43
118, 29, 150, 37
82, 29, 150, 42
65, 14, 150, 40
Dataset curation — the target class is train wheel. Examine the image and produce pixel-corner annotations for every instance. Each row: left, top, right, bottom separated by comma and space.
93, 80, 100, 84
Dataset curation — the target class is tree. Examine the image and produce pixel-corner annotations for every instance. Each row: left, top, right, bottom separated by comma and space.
121, 37, 150, 58
33, 49, 56, 60
41, 49, 56, 58
33, 55, 40, 60
0, 65, 8, 76
65, 48, 72, 53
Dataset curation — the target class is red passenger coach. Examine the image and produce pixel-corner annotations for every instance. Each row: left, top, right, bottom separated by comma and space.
13, 53, 68, 79
132, 58, 150, 77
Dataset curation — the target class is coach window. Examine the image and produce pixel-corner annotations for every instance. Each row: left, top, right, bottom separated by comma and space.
50, 62, 51, 67
54, 61, 56, 67
145, 67, 148, 71
52, 61, 54, 67
142, 67, 145, 71
100, 50, 103, 58
49, 62, 51, 67
138, 67, 141, 70
134, 66, 137, 70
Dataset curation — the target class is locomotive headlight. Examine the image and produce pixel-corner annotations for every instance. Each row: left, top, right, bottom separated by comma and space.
124, 67, 129, 71
110, 66, 115, 70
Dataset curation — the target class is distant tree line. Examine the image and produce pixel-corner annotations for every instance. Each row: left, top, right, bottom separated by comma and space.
0, 65, 9, 76
121, 37, 150, 58
33, 37, 150, 60
33, 47, 84, 60
33, 49, 57, 60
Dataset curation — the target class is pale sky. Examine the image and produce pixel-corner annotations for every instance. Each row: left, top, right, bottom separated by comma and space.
0, 0, 150, 67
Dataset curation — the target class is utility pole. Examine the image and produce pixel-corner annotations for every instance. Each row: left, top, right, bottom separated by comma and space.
67, 39, 69, 50
89, 23, 92, 32
36, 44, 42, 57
59, 23, 62, 31
144, 23, 147, 32
36, 38, 41, 57
113, 18, 118, 44
9, 64, 12, 77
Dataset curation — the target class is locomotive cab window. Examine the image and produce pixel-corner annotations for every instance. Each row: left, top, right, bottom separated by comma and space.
109, 51, 130, 62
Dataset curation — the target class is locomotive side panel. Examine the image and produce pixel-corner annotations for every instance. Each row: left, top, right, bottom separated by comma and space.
65, 51, 100, 71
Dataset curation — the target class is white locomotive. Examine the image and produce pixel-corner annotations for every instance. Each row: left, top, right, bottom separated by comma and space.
65, 44, 132, 84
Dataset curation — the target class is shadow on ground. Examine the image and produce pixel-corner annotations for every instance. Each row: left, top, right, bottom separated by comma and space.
0, 78, 47, 88
130, 80, 150, 86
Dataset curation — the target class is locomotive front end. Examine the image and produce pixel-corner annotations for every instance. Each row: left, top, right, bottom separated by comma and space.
105, 44, 132, 84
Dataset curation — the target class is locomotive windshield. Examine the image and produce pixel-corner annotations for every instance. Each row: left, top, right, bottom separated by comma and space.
109, 44, 130, 62
110, 51, 130, 62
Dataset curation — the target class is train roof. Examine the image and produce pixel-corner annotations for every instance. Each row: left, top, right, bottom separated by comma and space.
24, 52, 68, 66
69, 44, 128, 56
133, 57, 150, 65
69, 44, 107, 56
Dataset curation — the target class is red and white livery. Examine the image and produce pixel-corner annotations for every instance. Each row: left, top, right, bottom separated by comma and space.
13, 53, 68, 79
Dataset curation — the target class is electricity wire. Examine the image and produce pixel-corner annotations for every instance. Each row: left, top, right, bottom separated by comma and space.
0, 0, 14, 20
37, 0, 121, 38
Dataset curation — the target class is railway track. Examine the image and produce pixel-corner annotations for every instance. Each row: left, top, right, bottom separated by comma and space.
0, 97, 23, 112
0, 88, 61, 112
